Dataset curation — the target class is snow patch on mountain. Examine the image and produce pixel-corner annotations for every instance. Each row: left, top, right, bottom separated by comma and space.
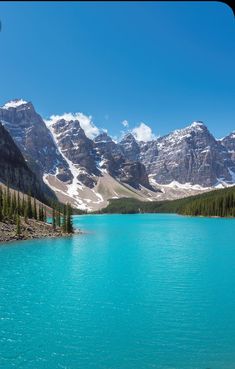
46, 122, 85, 194
149, 176, 209, 191
189, 121, 205, 130
228, 168, 235, 183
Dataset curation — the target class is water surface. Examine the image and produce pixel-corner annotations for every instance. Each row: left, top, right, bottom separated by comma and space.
0, 214, 235, 369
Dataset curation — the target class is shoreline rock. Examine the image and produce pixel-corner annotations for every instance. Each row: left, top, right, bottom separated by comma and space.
0, 218, 80, 245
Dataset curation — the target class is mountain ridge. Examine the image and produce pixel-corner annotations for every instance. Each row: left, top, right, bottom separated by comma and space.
1, 99, 234, 210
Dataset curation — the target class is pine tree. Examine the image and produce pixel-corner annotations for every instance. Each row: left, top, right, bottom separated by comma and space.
39, 205, 44, 222
38, 205, 42, 221
0, 186, 3, 208
33, 197, 37, 220
62, 205, 67, 233
66, 203, 73, 234
3, 189, 7, 217
27, 195, 33, 219
17, 191, 21, 215
40, 205, 44, 222
52, 207, 56, 230
0, 186, 2, 222
22, 195, 25, 217
24, 204, 28, 222
56, 207, 61, 227
16, 213, 21, 236
6, 184, 11, 216
44, 207, 47, 223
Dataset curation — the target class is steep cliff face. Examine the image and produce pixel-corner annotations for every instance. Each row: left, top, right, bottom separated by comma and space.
94, 132, 124, 177
47, 118, 99, 188
0, 122, 53, 202
136, 122, 234, 187
119, 133, 140, 161
0, 99, 71, 181
221, 132, 235, 165
94, 132, 151, 189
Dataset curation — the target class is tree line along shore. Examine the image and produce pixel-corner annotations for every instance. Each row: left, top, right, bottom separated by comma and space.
1, 183, 234, 244
98, 185, 235, 217
0, 184, 74, 244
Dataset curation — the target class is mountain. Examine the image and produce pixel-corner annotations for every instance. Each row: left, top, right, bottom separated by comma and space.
94, 132, 151, 189
0, 122, 53, 202
119, 133, 140, 161
0, 99, 72, 181
136, 122, 235, 187
48, 117, 99, 188
221, 132, 235, 163
1, 99, 235, 210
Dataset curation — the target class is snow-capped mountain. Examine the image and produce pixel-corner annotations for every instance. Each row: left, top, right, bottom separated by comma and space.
1, 99, 234, 210
135, 122, 235, 187
94, 132, 151, 189
47, 117, 99, 188
119, 133, 140, 162
221, 132, 235, 162
0, 99, 72, 181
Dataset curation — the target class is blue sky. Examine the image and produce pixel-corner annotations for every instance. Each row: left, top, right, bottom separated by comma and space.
0, 1, 234, 139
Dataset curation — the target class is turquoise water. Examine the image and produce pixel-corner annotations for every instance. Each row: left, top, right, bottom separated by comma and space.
0, 214, 235, 369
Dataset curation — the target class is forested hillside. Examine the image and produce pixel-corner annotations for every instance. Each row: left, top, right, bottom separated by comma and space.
179, 186, 235, 217
100, 186, 235, 217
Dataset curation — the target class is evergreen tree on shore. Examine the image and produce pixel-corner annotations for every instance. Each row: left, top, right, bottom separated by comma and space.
61, 203, 74, 233
66, 203, 73, 234
0, 186, 75, 235
52, 207, 56, 230
16, 213, 21, 236
27, 195, 33, 219
0, 186, 3, 221
44, 207, 47, 223
56, 207, 61, 227
62, 205, 67, 233
33, 197, 38, 220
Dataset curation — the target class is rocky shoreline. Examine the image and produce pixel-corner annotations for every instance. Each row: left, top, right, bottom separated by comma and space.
0, 218, 78, 244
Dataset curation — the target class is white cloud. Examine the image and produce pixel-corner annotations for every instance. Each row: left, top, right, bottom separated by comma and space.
121, 119, 129, 128
45, 112, 100, 139
132, 122, 155, 142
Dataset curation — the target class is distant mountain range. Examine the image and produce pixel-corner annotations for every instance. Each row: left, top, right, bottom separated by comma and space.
0, 99, 234, 210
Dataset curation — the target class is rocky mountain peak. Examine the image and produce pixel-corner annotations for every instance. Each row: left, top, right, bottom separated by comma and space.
120, 132, 136, 142
2, 99, 30, 110
169, 121, 209, 141
220, 132, 235, 165
119, 132, 140, 161
48, 116, 99, 187
138, 121, 235, 187
221, 132, 235, 149
189, 121, 206, 129
50, 118, 86, 140
0, 101, 71, 180
94, 132, 113, 143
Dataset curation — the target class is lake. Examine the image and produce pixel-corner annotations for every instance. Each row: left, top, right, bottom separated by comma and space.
0, 214, 235, 369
